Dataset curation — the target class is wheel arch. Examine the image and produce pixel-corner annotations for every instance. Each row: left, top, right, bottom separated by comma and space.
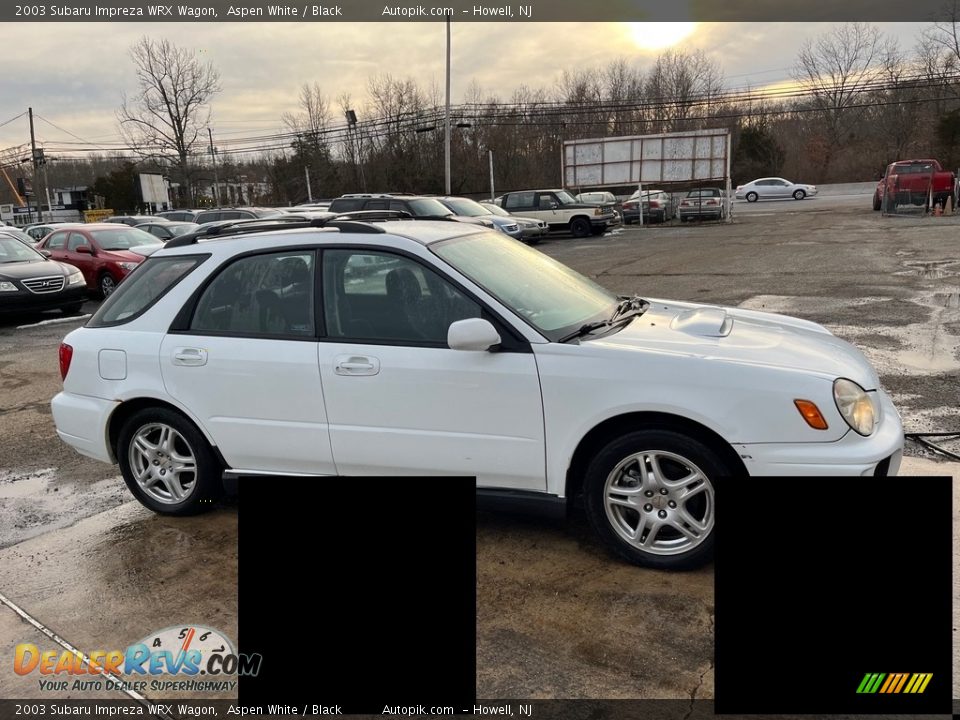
568, 213, 593, 225
564, 411, 748, 502
107, 396, 225, 467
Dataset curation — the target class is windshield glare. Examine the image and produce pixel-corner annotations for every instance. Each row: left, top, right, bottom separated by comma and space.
432, 230, 618, 340
444, 198, 489, 217
409, 198, 454, 216
90, 229, 162, 250
0, 237, 44, 262
483, 204, 509, 216
554, 190, 577, 205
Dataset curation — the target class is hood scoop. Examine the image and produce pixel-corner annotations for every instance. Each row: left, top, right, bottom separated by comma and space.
669, 307, 734, 337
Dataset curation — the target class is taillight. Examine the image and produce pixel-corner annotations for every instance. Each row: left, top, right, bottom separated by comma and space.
624, 201, 636, 209
59, 343, 73, 380
649, 200, 660, 208
706, 199, 718, 205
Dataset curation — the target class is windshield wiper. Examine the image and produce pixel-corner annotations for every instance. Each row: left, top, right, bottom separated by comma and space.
558, 295, 649, 343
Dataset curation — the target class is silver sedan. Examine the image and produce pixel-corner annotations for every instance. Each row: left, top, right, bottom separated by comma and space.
735, 177, 818, 202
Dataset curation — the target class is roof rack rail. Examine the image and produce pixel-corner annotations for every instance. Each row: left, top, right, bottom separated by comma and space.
163, 210, 415, 248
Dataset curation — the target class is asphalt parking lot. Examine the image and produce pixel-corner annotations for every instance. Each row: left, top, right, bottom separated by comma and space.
1, 191, 958, 702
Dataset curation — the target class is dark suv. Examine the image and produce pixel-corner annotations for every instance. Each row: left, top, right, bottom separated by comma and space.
328, 195, 501, 232
194, 207, 282, 225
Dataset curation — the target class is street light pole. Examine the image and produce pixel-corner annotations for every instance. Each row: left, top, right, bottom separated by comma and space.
444, 17, 451, 195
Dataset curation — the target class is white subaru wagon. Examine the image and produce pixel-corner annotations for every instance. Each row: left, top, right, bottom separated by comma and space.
51, 218, 904, 569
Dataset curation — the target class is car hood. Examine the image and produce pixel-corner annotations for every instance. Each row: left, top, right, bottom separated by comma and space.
0, 259, 71, 280
591, 298, 879, 389
98, 248, 152, 262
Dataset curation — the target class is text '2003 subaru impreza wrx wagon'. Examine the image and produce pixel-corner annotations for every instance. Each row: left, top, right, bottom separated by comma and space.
51, 218, 903, 569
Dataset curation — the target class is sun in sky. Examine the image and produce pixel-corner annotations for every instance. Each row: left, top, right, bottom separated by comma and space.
626, 23, 699, 51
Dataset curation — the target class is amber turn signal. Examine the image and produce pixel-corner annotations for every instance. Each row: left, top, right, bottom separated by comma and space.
794, 399, 828, 430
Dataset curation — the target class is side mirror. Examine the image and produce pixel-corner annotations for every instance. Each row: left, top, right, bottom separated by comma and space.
39, 249, 51, 258
75, 245, 92, 254
448, 318, 501, 352
550, 202, 559, 209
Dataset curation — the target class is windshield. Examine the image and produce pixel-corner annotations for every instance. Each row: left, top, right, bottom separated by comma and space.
443, 198, 490, 217
169, 223, 200, 236
0, 236, 44, 263
482, 204, 509, 216
90, 228, 162, 251
0, 228, 36, 245
408, 198, 454, 217
432, 230, 619, 341
555, 190, 577, 205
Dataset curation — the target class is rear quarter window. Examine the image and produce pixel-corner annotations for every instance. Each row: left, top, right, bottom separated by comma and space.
88, 255, 207, 327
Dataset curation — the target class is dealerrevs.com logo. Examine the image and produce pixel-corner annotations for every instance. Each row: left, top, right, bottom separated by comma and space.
14, 625, 261, 693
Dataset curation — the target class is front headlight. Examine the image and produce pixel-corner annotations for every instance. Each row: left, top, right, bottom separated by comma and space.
833, 378, 875, 436
67, 270, 84, 286
118, 262, 139, 271
0, 281, 17, 292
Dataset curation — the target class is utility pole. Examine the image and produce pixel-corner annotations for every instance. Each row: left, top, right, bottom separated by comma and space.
488, 150, 495, 201
444, 17, 451, 195
207, 127, 221, 208
28, 108, 43, 222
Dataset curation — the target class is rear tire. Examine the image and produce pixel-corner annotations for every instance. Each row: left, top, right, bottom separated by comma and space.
745, 192, 758, 203
570, 218, 592, 238
872, 192, 882, 211
583, 429, 729, 569
117, 407, 223, 515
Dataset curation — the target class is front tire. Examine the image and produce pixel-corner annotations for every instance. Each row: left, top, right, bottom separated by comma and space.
872, 192, 882, 211
117, 407, 222, 515
570, 217, 592, 238
793, 189, 806, 200
98, 273, 118, 299
583, 429, 728, 569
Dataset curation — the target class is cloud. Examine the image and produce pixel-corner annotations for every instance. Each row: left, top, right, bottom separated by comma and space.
0, 21, 930, 154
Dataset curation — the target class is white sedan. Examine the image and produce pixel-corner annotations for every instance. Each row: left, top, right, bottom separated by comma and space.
736, 177, 818, 202
50, 220, 901, 570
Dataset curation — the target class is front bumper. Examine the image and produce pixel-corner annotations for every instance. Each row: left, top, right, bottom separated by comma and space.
51, 391, 118, 464
0, 285, 87, 313
735, 390, 904, 476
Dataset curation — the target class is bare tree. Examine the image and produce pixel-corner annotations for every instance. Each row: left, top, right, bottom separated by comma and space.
117, 37, 221, 201
792, 23, 897, 177
282, 82, 331, 140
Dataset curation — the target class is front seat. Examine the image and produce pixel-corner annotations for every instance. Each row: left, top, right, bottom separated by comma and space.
384, 267, 425, 340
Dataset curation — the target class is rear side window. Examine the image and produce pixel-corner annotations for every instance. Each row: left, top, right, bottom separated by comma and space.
190, 251, 316, 337
505, 192, 535, 210
328, 198, 364, 213
88, 256, 207, 327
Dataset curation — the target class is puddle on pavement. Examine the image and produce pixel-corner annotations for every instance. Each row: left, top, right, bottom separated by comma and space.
0, 467, 130, 549
935, 292, 960, 309
895, 261, 958, 279
0, 468, 57, 499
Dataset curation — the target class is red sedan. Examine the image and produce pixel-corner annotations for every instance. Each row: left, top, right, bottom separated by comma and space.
37, 224, 162, 298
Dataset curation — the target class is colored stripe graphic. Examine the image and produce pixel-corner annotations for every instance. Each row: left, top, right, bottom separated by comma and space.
860, 673, 932, 694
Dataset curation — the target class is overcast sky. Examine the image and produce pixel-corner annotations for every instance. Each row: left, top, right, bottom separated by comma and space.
0, 22, 930, 160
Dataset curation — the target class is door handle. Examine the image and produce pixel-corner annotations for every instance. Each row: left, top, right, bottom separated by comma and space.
172, 347, 208, 367
334, 355, 380, 376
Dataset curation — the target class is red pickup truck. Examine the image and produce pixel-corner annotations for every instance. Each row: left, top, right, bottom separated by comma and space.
873, 159, 957, 211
